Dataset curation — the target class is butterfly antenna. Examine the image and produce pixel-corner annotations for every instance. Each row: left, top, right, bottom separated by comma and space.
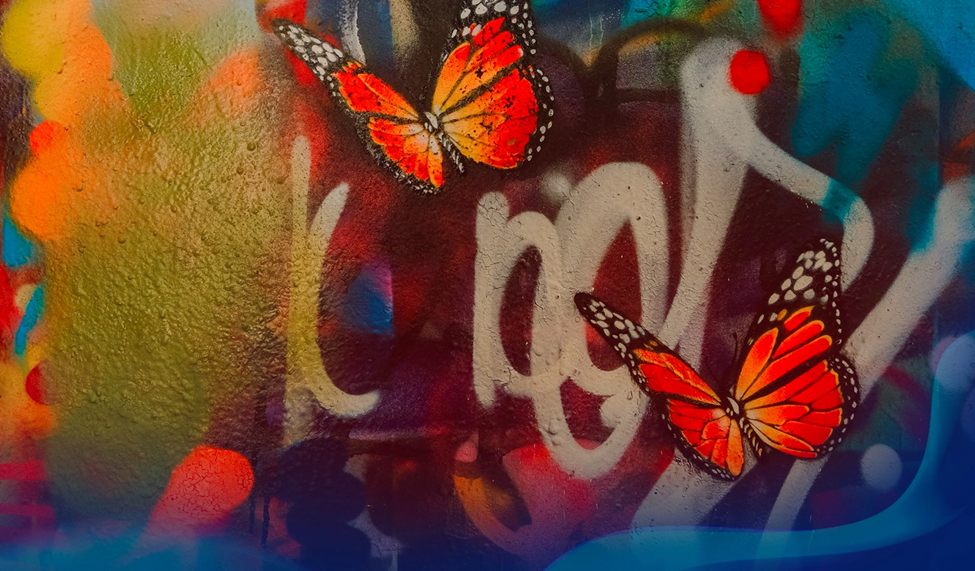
722, 332, 742, 391
703, 352, 719, 383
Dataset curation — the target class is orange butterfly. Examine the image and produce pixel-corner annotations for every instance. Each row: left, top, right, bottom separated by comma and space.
272, 1, 553, 194
575, 239, 859, 479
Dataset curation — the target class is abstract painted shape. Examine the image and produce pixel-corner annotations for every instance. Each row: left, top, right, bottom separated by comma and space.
146, 446, 254, 534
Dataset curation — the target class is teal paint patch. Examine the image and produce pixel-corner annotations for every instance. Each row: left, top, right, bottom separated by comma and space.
14, 285, 43, 357
885, 0, 975, 89
904, 161, 941, 251
822, 179, 857, 226
3, 209, 37, 268
622, 0, 677, 26
793, 11, 918, 186
0, 535, 303, 570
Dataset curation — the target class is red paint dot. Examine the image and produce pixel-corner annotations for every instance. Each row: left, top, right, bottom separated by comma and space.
29, 121, 63, 156
758, 0, 803, 38
25, 365, 56, 405
729, 50, 771, 95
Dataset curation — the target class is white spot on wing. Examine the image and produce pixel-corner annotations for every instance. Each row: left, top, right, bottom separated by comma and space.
794, 275, 813, 291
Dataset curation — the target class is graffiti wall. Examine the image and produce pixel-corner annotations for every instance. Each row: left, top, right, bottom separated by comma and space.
0, 0, 973, 568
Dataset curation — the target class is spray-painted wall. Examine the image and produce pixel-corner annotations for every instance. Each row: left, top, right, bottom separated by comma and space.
0, 0, 973, 569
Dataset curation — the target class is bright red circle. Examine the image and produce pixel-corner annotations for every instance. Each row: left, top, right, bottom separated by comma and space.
729, 50, 771, 95
759, 0, 803, 38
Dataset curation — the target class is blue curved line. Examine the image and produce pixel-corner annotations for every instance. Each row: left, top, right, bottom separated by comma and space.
14, 286, 44, 358
548, 332, 975, 570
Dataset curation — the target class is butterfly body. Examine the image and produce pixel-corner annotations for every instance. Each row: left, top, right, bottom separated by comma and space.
273, 1, 553, 194
576, 239, 859, 480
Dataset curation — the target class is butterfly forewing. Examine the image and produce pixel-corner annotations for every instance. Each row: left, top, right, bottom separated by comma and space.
664, 398, 743, 479
272, 19, 445, 193
574, 293, 654, 380
743, 354, 858, 458
434, 1, 554, 168
433, 18, 525, 115
733, 239, 859, 458
575, 293, 742, 479
273, 19, 354, 90
455, 1, 541, 49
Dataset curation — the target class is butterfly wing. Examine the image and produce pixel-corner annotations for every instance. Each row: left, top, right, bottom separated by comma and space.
432, 1, 554, 169
273, 19, 446, 193
574, 293, 744, 479
733, 239, 859, 459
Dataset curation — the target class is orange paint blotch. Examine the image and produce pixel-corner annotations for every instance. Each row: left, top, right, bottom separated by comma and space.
9, 124, 86, 241
958, 131, 975, 150
29, 121, 66, 155
0, 362, 56, 442
453, 443, 597, 567
700, 0, 733, 23
194, 48, 265, 120
146, 446, 254, 534
729, 50, 771, 95
7, 0, 129, 242
9, 161, 76, 242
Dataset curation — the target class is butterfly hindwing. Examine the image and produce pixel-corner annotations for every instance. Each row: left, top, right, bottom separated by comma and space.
272, 19, 446, 193
742, 353, 858, 459
665, 398, 743, 479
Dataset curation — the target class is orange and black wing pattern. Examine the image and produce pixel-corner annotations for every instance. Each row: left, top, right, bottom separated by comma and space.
575, 293, 744, 479
733, 239, 859, 459
433, 0, 554, 168
272, 19, 445, 193
574, 240, 859, 480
